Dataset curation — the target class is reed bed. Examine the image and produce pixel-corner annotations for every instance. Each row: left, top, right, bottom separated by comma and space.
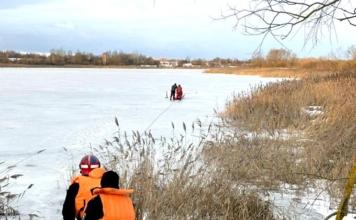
0, 166, 24, 217
223, 70, 356, 207
206, 59, 356, 78
95, 120, 277, 220
0, 149, 44, 218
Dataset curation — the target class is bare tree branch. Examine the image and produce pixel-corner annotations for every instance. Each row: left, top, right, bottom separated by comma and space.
220, 0, 356, 46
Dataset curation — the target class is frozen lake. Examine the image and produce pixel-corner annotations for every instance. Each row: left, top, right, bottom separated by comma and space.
0, 68, 277, 218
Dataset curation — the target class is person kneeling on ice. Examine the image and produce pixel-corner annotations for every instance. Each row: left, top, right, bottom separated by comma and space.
175, 84, 183, 100
62, 155, 105, 220
82, 170, 135, 220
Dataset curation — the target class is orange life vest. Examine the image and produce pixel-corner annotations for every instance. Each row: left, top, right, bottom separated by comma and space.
72, 168, 105, 218
92, 188, 135, 220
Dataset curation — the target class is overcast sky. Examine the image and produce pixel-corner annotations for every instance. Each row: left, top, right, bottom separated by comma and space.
0, 0, 355, 59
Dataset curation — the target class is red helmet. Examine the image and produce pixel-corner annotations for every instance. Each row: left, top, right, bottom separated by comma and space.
79, 155, 101, 176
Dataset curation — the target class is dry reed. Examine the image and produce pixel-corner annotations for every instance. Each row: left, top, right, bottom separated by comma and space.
222, 70, 356, 210
95, 120, 277, 220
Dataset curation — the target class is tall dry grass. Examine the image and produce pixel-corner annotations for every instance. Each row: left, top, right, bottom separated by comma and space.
0, 165, 25, 217
0, 173, 20, 217
206, 59, 356, 78
95, 120, 277, 220
206, 67, 303, 77
223, 70, 356, 207
0, 150, 44, 218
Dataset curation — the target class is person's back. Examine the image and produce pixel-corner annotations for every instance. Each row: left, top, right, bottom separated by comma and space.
176, 85, 183, 100
171, 83, 177, 92
92, 188, 135, 220
170, 83, 177, 100
62, 155, 104, 220
72, 168, 105, 217
82, 171, 135, 220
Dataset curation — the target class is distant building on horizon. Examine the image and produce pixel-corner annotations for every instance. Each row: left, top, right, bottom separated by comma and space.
182, 63, 193, 68
159, 59, 178, 68
8, 57, 22, 62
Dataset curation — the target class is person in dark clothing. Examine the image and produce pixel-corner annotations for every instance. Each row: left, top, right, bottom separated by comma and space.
170, 83, 177, 100
62, 183, 80, 220
82, 171, 135, 220
62, 155, 104, 220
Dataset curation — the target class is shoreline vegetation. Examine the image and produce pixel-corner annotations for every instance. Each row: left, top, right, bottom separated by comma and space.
2, 48, 356, 79
208, 51, 356, 218
0, 49, 240, 68
206, 60, 356, 78
0, 63, 203, 69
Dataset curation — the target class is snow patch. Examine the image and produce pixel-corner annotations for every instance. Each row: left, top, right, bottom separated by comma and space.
302, 106, 324, 117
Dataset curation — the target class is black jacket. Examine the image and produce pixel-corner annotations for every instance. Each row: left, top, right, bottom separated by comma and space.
62, 182, 80, 220
171, 84, 177, 92
82, 195, 103, 220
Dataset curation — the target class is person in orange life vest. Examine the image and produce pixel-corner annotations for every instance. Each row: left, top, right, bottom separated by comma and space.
82, 171, 135, 220
62, 155, 105, 220
175, 84, 183, 100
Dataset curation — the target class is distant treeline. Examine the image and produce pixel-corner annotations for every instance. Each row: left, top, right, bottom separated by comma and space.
248, 48, 356, 71
0, 49, 242, 67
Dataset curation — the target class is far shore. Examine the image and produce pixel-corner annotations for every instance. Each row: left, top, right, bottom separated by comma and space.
0, 64, 332, 78
205, 66, 332, 78
0, 63, 138, 68
0, 63, 205, 69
